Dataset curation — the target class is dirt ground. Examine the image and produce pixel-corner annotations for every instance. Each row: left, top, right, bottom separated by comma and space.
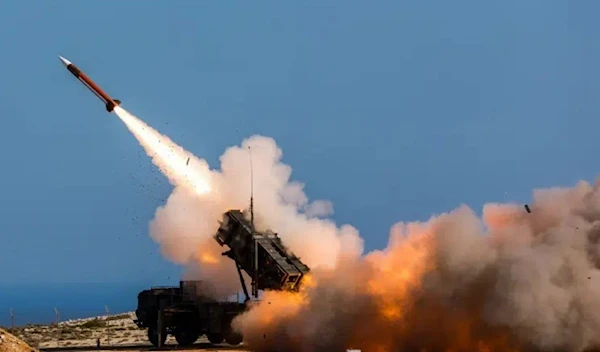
38, 344, 251, 352
0, 328, 38, 352
6, 312, 252, 352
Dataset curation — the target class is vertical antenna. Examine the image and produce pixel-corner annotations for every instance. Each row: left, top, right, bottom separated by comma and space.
249, 146, 254, 232
248, 146, 258, 299
54, 307, 60, 347
105, 305, 111, 346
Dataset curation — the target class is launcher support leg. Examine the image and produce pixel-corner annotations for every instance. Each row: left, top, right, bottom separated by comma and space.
236, 264, 250, 302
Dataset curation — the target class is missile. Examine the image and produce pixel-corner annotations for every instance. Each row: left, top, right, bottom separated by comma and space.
58, 56, 121, 113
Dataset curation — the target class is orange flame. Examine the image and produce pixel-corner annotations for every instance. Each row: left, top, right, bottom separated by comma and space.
194, 250, 218, 264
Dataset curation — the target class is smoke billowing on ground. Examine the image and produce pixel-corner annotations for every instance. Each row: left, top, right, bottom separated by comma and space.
114, 107, 600, 352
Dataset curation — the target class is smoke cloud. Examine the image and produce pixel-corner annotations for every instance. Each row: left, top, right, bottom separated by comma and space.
114, 107, 363, 297
114, 107, 600, 351
234, 183, 600, 352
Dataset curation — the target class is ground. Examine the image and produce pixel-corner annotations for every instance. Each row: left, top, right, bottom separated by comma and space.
3, 312, 251, 352
0, 327, 38, 352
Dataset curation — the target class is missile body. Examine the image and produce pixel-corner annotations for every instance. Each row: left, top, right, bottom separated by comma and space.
59, 56, 121, 112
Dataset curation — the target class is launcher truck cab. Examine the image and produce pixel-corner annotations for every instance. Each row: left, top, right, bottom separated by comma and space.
133, 280, 245, 347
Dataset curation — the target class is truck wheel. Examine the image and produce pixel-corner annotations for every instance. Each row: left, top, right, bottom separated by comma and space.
225, 330, 243, 346
147, 327, 167, 347
175, 329, 200, 346
207, 333, 224, 344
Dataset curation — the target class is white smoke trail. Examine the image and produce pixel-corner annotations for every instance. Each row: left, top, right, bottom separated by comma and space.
114, 106, 211, 195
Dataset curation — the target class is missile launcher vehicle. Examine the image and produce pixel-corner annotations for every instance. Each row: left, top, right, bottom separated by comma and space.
133, 209, 310, 347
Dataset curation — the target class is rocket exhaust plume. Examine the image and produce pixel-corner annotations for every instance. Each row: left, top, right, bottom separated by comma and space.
114, 106, 211, 195
113, 106, 600, 352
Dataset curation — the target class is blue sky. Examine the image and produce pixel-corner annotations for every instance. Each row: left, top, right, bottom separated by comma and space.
1, 1, 599, 285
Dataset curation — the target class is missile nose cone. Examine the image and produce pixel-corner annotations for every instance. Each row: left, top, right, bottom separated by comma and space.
58, 56, 72, 67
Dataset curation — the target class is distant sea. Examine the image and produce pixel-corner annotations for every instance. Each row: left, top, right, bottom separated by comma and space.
0, 283, 156, 327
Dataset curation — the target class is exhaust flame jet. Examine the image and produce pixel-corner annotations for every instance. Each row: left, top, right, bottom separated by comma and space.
58, 56, 121, 112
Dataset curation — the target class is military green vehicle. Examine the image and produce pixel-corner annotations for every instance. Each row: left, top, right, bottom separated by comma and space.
133, 280, 244, 347
133, 209, 310, 347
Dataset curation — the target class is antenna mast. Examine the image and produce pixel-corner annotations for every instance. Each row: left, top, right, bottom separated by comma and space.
249, 146, 254, 232
248, 146, 258, 299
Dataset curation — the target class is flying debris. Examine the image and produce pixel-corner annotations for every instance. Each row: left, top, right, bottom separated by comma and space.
58, 56, 122, 112
186, 157, 190, 166
524, 204, 531, 213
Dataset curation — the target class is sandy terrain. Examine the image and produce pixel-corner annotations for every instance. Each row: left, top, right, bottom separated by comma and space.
7, 312, 149, 349
0, 327, 38, 352
4, 312, 251, 352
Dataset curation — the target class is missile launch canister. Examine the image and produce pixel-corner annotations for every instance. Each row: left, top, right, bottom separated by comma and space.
59, 56, 121, 112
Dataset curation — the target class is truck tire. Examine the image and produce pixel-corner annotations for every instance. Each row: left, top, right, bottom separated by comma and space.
225, 330, 243, 346
175, 329, 200, 346
147, 327, 167, 347
207, 333, 224, 344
